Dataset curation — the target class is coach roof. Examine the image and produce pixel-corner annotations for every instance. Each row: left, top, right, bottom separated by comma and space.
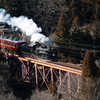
0, 36, 26, 44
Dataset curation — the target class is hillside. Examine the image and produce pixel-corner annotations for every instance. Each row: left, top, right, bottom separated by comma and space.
0, 0, 100, 38
0, 0, 69, 36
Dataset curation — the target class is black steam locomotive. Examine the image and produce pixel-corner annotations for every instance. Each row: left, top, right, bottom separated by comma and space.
19, 42, 57, 60
0, 36, 57, 60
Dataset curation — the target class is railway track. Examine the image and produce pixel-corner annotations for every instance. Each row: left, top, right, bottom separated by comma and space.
48, 61, 82, 70
7, 53, 82, 75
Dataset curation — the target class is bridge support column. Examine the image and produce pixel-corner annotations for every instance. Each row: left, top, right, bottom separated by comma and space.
27, 61, 30, 82
21, 60, 24, 85
43, 66, 45, 82
51, 68, 53, 82
77, 74, 79, 93
59, 70, 61, 85
68, 72, 71, 100
5, 53, 8, 65
35, 63, 38, 89
51, 67, 54, 90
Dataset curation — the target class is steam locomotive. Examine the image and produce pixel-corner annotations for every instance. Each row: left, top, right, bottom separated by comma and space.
0, 36, 57, 60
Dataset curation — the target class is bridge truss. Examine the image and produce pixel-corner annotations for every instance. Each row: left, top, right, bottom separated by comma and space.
5, 53, 82, 100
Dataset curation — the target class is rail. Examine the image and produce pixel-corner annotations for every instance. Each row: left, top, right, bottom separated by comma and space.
8, 53, 82, 75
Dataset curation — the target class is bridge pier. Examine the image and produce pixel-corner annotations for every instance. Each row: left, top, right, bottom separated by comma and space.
35, 63, 38, 89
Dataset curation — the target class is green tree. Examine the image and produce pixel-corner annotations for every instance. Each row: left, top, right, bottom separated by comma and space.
82, 50, 98, 77
72, 16, 80, 30
80, 0, 100, 23
72, 17, 93, 44
81, 50, 100, 100
68, 0, 81, 21
71, 16, 82, 43
82, 26, 93, 44
8, 0, 24, 16
54, 13, 69, 42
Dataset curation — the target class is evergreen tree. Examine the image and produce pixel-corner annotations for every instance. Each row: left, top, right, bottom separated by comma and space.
81, 50, 99, 100
82, 50, 98, 77
72, 16, 80, 30
68, 0, 81, 21
80, 0, 100, 23
71, 16, 82, 43
9, 0, 24, 16
82, 26, 93, 44
54, 13, 69, 43
49, 80, 57, 96
72, 17, 93, 44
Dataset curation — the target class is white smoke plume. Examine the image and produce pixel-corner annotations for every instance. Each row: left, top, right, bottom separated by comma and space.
0, 8, 50, 46
30, 33, 50, 46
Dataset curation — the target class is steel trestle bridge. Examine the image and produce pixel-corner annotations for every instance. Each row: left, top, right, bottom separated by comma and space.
0, 26, 83, 100
4, 52, 82, 100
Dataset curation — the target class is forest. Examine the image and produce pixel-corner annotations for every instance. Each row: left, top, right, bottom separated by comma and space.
1, 0, 100, 100
0, 0, 100, 42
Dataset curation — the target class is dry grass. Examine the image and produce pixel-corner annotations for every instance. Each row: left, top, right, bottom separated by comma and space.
29, 90, 57, 100
81, 77, 100, 100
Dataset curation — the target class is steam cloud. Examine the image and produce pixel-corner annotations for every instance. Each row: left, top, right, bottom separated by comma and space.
0, 8, 50, 46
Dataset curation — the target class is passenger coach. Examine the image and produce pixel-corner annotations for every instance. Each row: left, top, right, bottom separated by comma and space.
0, 36, 26, 51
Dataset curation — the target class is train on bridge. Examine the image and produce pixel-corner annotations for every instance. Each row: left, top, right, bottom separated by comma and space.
0, 36, 57, 60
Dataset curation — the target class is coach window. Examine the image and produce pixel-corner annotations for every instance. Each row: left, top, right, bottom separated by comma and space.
15, 44, 17, 48
12, 43, 14, 47
10, 43, 13, 46
2, 41, 4, 44
13, 43, 15, 46
8, 42, 9, 45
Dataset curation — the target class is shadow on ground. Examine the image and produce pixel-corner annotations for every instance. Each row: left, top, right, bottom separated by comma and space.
8, 81, 34, 100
